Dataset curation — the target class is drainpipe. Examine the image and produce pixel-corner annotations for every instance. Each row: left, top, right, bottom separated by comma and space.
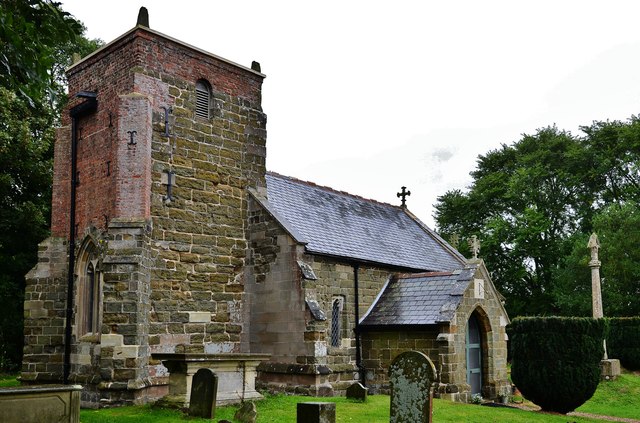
353, 262, 365, 386
63, 91, 97, 384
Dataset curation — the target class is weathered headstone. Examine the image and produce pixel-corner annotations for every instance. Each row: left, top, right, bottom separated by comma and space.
346, 382, 368, 402
297, 402, 336, 423
188, 368, 218, 418
234, 401, 257, 423
389, 350, 437, 423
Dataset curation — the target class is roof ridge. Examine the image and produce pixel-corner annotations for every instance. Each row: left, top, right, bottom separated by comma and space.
266, 171, 404, 210
397, 271, 454, 279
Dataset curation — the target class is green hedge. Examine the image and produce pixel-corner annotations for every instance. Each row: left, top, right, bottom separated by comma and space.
607, 317, 640, 370
510, 317, 604, 414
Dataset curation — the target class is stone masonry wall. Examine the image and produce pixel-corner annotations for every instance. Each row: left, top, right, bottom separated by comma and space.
246, 194, 309, 381
443, 266, 510, 402
305, 257, 391, 393
246, 197, 398, 395
22, 238, 69, 383
23, 26, 266, 406
140, 27, 266, 362
360, 327, 442, 394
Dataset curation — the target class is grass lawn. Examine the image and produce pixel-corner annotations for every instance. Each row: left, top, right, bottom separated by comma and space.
1, 370, 636, 422
576, 371, 640, 419
80, 394, 608, 423
0, 374, 20, 387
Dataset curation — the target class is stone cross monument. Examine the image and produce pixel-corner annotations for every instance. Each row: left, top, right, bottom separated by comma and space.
587, 233, 621, 379
587, 233, 603, 319
469, 235, 480, 260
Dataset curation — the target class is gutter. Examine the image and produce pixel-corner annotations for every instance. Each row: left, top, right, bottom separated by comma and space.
63, 91, 97, 384
352, 262, 365, 386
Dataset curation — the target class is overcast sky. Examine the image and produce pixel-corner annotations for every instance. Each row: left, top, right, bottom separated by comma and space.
61, 0, 640, 227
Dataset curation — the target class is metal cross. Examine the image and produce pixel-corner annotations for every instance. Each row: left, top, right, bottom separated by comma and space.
397, 186, 411, 208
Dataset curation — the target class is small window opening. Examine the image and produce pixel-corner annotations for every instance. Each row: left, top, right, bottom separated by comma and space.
195, 80, 211, 119
76, 240, 101, 338
83, 262, 98, 335
331, 298, 344, 347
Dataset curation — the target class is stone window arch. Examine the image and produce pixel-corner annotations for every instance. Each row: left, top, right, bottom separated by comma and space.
195, 79, 212, 119
75, 238, 101, 337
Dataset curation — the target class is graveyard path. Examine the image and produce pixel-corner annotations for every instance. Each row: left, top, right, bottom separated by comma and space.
507, 402, 640, 423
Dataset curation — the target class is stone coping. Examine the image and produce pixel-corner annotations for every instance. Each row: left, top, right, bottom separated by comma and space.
0, 384, 83, 395
152, 353, 271, 362
258, 361, 332, 375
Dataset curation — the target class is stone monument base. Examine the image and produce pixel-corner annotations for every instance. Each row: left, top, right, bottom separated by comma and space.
153, 353, 270, 407
600, 359, 621, 381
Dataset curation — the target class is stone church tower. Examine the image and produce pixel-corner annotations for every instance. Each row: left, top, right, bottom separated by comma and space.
22, 14, 267, 405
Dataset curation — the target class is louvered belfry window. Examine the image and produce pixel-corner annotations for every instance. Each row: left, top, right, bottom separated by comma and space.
195, 80, 210, 119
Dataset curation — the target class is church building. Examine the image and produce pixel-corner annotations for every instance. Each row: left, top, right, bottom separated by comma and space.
21, 10, 510, 406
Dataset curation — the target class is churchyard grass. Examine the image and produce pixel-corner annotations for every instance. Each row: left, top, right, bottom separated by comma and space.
0, 371, 632, 422
0, 373, 19, 387
78, 394, 611, 423
576, 370, 640, 419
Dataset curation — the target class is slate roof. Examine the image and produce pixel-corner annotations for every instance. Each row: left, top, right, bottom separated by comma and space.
263, 172, 465, 271
359, 266, 477, 327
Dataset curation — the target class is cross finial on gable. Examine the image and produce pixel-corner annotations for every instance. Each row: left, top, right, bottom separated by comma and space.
469, 235, 480, 259
397, 186, 411, 208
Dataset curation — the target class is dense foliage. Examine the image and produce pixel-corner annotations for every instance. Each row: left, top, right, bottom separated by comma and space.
434, 121, 640, 318
510, 316, 605, 414
607, 317, 640, 371
0, 0, 101, 370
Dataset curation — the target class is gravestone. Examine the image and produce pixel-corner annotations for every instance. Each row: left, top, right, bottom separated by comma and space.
389, 350, 437, 423
297, 402, 336, 423
188, 368, 218, 418
346, 382, 368, 402
234, 401, 257, 423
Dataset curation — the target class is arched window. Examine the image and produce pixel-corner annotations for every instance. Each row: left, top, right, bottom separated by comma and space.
195, 79, 211, 119
82, 261, 99, 335
76, 240, 101, 337
331, 297, 344, 347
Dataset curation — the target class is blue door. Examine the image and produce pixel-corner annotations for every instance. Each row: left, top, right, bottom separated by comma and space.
466, 314, 482, 395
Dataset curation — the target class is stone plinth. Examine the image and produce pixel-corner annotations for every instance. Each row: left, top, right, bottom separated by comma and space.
600, 359, 621, 381
153, 353, 270, 406
0, 384, 82, 423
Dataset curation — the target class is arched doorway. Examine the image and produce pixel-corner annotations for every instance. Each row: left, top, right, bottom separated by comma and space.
466, 313, 482, 395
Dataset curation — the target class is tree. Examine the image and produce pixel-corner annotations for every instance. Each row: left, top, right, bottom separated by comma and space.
0, 0, 82, 106
510, 317, 604, 414
554, 202, 640, 317
0, 0, 101, 370
434, 118, 640, 317
435, 126, 589, 316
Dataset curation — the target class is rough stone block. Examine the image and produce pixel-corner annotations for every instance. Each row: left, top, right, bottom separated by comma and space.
188, 312, 211, 323
100, 334, 124, 347
296, 402, 336, 423
600, 358, 621, 380
114, 345, 140, 359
